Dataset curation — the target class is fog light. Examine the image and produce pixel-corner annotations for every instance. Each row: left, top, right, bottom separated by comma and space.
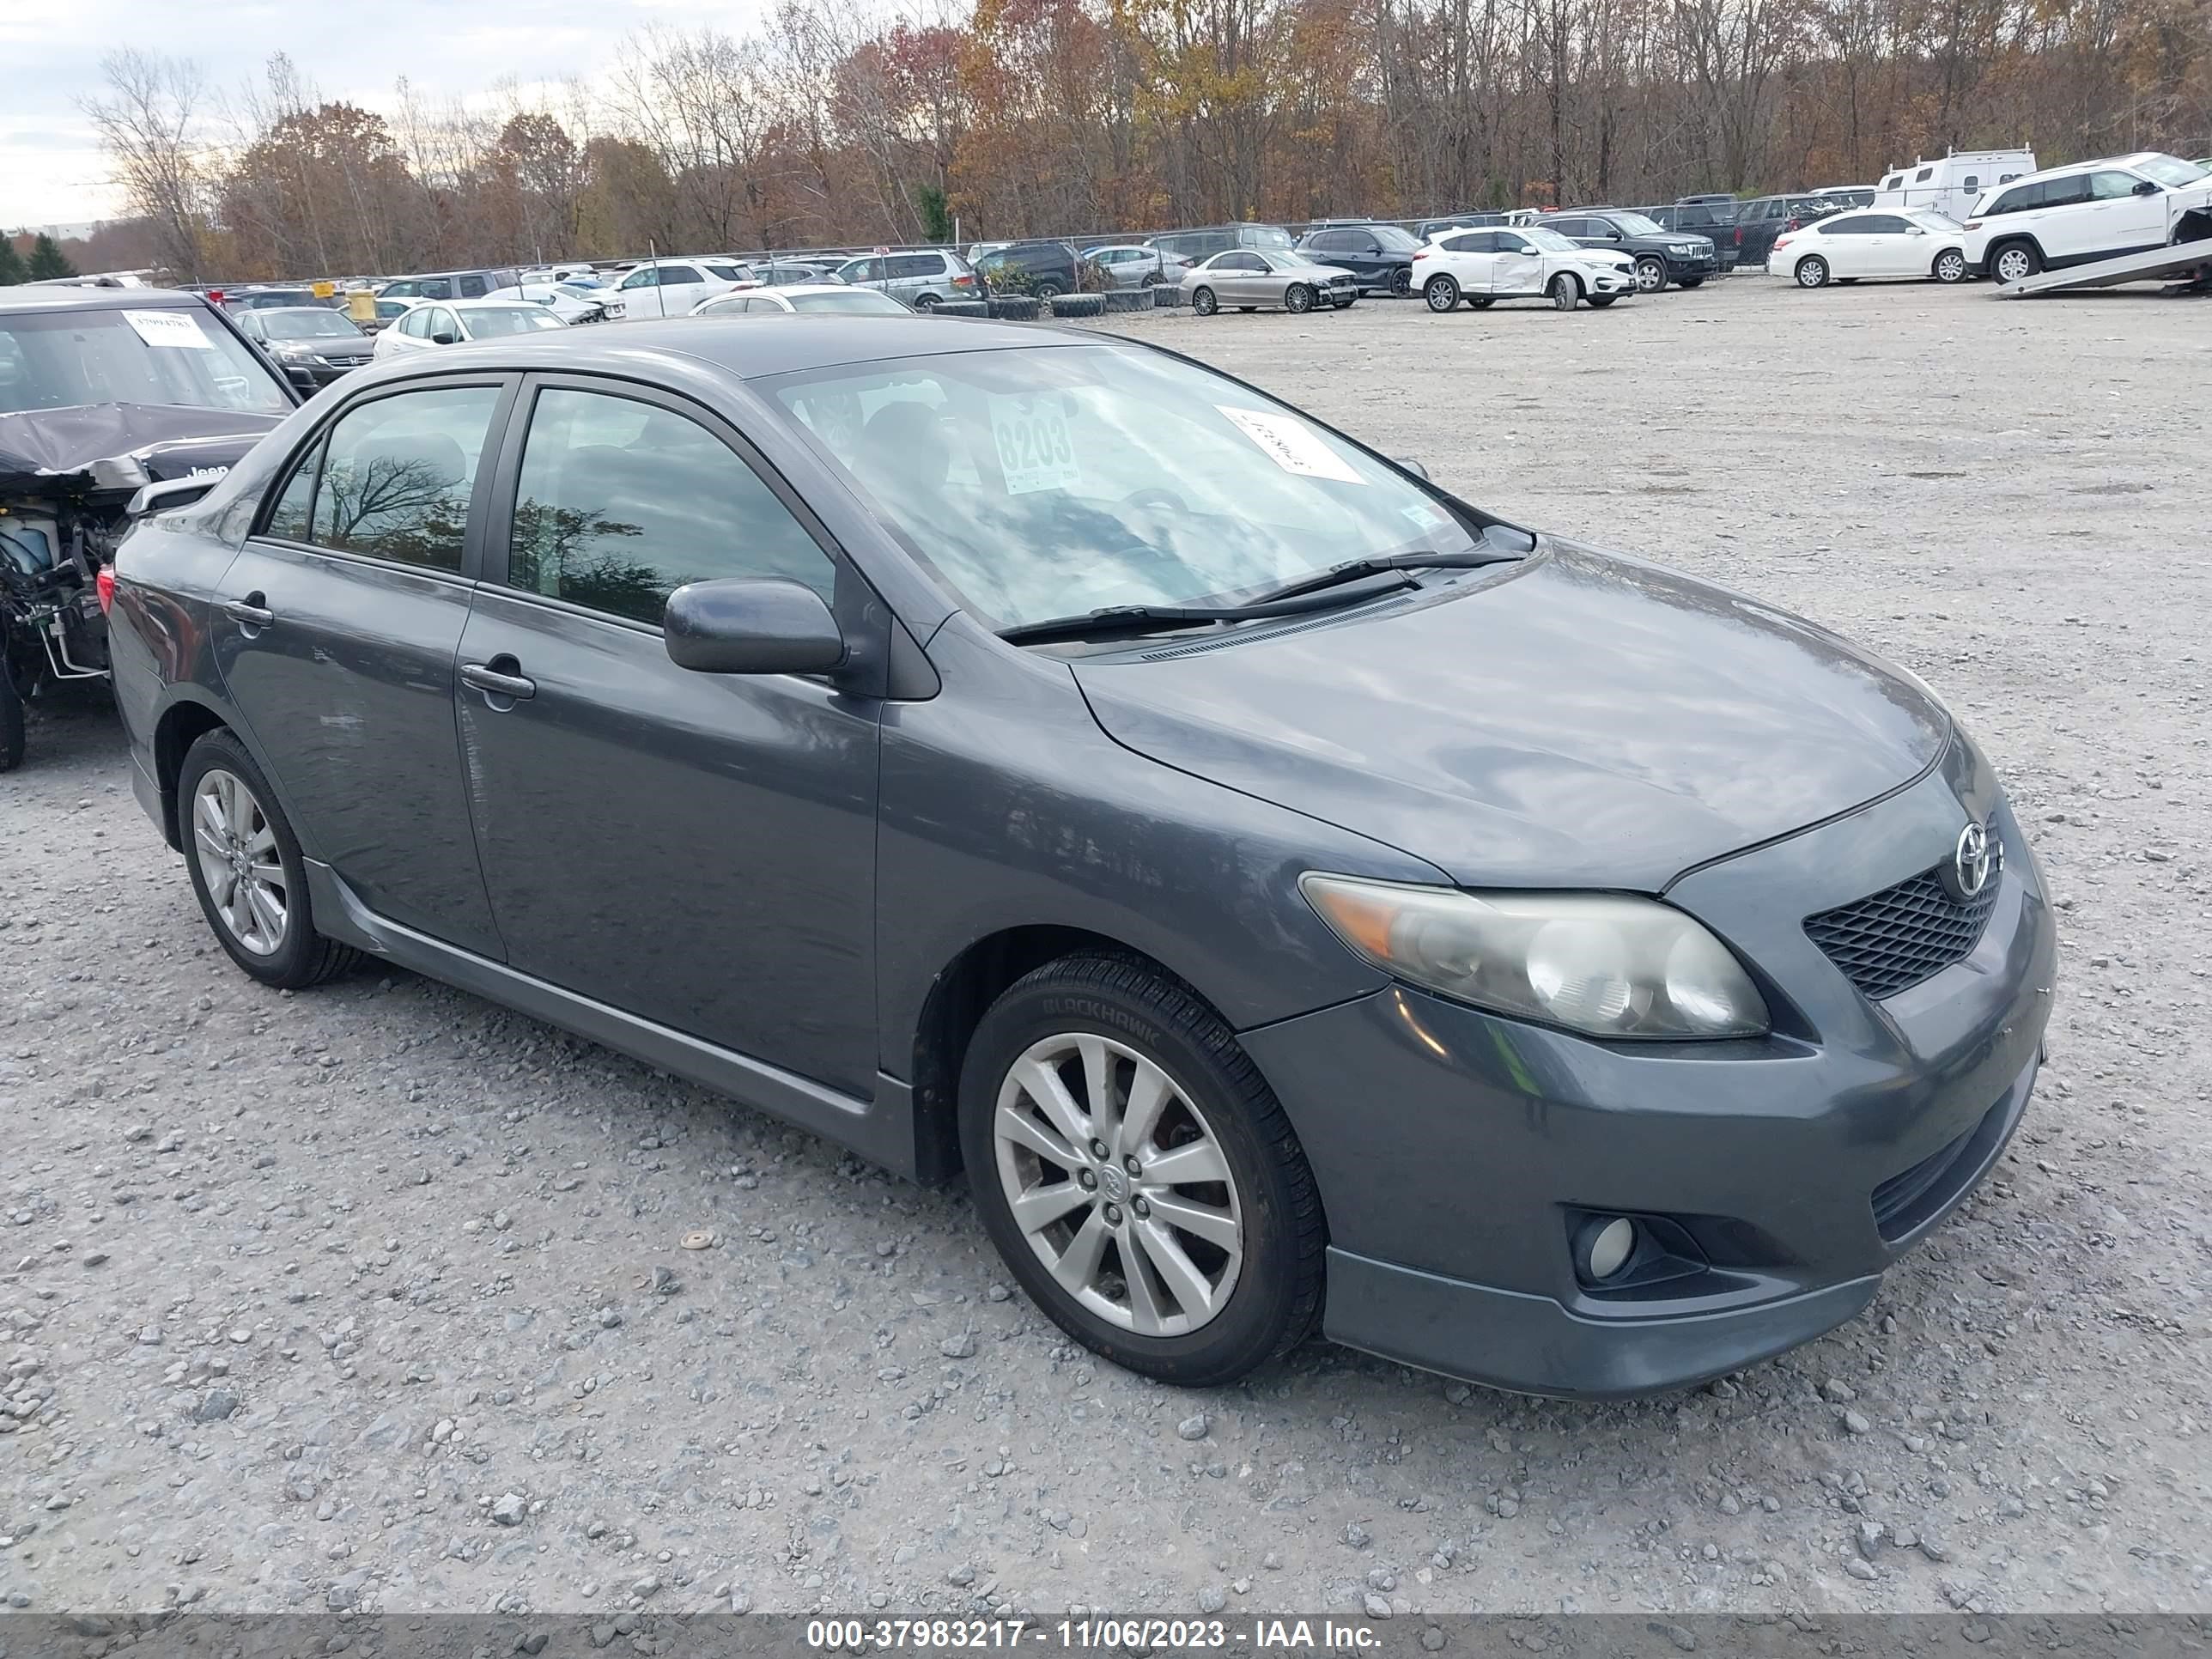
1580, 1217, 1638, 1282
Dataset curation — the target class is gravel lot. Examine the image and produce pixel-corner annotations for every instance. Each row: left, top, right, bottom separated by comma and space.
4, 276, 2209, 1621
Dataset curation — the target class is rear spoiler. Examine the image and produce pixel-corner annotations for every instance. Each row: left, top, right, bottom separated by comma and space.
125, 476, 221, 520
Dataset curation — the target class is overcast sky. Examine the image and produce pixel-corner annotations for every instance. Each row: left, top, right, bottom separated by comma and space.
0, 0, 773, 230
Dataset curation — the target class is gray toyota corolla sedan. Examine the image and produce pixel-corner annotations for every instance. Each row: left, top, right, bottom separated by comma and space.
108, 316, 2054, 1398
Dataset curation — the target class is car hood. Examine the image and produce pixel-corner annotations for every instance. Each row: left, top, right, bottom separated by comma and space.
0, 403, 287, 501
1073, 543, 1951, 890
275, 335, 375, 360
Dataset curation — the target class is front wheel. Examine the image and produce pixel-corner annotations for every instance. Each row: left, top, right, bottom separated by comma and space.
1191, 286, 1218, 316
1932, 249, 1968, 283
960, 953, 1327, 1387
1389, 267, 1412, 297
1549, 272, 1581, 310
1285, 283, 1315, 313
1633, 255, 1668, 293
914, 293, 940, 311
177, 728, 362, 989
1033, 281, 1065, 301
1794, 255, 1831, 289
1423, 274, 1461, 312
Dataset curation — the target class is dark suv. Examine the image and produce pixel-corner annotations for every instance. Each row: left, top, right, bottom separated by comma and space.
975, 241, 1083, 300
1544, 210, 1718, 291
1295, 222, 1422, 295
1730, 197, 1842, 265
1639, 203, 1744, 269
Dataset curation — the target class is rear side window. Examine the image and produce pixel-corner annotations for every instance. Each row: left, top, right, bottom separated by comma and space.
271, 384, 500, 572
888, 254, 940, 279
458, 275, 487, 298
658, 265, 703, 286
1821, 216, 1873, 234
2040, 175, 2092, 208
506, 387, 834, 623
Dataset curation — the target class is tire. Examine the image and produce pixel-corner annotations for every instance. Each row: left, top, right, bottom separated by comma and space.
176, 728, 361, 990
987, 295, 1040, 321
1932, 248, 1968, 284
1677, 276, 1705, 289
1049, 293, 1104, 319
1990, 241, 2041, 283
1423, 274, 1460, 312
915, 293, 941, 310
1794, 255, 1831, 289
959, 952, 1326, 1387
1549, 272, 1581, 310
1465, 295, 1495, 309
1191, 286, 1218, 316
1033, 281, 1065, 301
0, 652, 23, 774
1586, 294, 1618, 307
1285, 283, 1315, 313
1389, 266, 1412, 297
1633, 255, 1668, 293
934, 300, 990, 318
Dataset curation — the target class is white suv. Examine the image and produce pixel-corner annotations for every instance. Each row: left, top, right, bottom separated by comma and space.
1964, 152, 2212, 282
1412, 225, 1637, 311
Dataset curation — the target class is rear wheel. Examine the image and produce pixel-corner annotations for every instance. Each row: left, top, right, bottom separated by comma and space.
1794, 254, 1831, 289
1932, 248, 1968, 283
1423, 274, 1461, 312
1549, 272, 1582, 309
1034, 281, 1066, 301
1990, 241, 2040, 283
1285, 283, 1315, 313
1633, 255, 1668, 293
1389, 267, 1412, 297
914, 292, 941, 310
960, 953, 1327, 1387
177, 729, 362, 989
1192, 286, 1218, 316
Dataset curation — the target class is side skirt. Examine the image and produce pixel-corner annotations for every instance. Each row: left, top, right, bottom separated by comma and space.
306, 860, 928, 1181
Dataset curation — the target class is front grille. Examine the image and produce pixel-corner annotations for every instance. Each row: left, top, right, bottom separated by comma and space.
1805, 864, 2000, 1000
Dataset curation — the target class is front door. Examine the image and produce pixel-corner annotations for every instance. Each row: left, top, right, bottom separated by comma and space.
454, 375, 883, 1097
2087, 169, 2167, 258
1492, 233, 1547, 293
214, 376, 513, 957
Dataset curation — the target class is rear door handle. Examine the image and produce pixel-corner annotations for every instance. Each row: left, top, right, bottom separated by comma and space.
460, 660, 536, 700
222, 596, 274, 629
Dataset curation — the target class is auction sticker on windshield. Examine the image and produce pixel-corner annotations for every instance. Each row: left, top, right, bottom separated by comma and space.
1216, 406, 1364, 483
122, 310, 215, 350
988, 393, 1081, 495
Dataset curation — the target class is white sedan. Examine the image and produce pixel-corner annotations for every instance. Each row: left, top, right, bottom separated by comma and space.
690, 284, 911, 317
370, 301, 567, 359
1412, 225, 1638, 310
1766, 209, 1968, 287
483, 283, 616, 323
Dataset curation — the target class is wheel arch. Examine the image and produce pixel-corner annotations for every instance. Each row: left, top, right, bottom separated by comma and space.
907, 925, 1205, 1182
151, 694, 240, 852
1986, 233, 2045, 270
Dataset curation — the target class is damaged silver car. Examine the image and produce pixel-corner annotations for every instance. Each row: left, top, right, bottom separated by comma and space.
0, 286, 295, 769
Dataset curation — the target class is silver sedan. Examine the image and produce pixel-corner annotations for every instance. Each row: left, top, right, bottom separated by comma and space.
1179, 249, 1359, 315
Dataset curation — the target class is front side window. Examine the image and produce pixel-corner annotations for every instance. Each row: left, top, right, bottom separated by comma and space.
507, 387, 833, 624
2088, 170, 2145, 200
768, 342, 1480, 632
620, 269, 657, 290
1607, 213, 1666, 235
288, 384, 500, 572
1862, 215, 1911, 233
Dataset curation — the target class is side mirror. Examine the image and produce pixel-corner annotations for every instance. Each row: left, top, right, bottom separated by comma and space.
285, 365, 317, 390
2133, 179, 2160, 196
1906, 226, 1928, 236
664, 577, 846, 676
429, 331, 456, 346
1393, 455, 1431, 480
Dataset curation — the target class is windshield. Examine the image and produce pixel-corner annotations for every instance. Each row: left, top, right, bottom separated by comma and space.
767, 342, 1475, 630
790, 290, 904, 313
263, 310, 362, 340
1607, 212, 1666, 235
1247, 227, 1294, 250
464, 307, 564, 337
2138, 155, 2207, 187
705, 263, 753, 283
1370, 225, 1420, 252
1524, 227, 1583, 253
555, 283, 599, 299
0, 307, 292, 416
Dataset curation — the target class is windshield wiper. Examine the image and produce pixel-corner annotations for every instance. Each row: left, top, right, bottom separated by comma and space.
998, 568, 1417, 647
1238, 546, 1522, 606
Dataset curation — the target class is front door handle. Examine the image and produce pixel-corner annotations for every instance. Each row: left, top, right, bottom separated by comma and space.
222, 594, 274, 629
460, 659, 536, 701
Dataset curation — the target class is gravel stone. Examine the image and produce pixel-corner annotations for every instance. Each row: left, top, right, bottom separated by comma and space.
1177, 1413, 1210, 1441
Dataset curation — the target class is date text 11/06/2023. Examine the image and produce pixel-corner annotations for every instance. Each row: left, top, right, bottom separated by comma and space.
805, 1618, 1387, 1650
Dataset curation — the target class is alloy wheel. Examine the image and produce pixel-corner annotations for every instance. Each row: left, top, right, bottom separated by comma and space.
992, 1033, 1244, 1337
1634, 257, 1666, 292
1796, 256, 1829, 289
1993, 246, 2035, 283
1934, 250, 1967, 283
1192, 287, 1217, 316
191, 769, 289, 957
1424, 276, 1459, 311
1285, 283, 1313, 313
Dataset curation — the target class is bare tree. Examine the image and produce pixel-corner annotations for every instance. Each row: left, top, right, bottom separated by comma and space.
82, 50, 211, 283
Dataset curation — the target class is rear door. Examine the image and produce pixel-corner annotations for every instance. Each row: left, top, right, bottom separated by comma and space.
2027, 174, 2097, 259
213, 375, 514, 956
453, 374, 884, 1095
1438, 231, 1500, 295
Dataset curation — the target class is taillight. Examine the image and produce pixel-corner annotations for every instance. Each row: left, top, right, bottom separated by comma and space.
1732, 228, 1742, 246
1412, 250, 1429, 260
206, 289, 225, 305
1785, 217, 1802, 231
95, 567, 116, 614
953, 274, 975, 287
1772, 234, 1794, 251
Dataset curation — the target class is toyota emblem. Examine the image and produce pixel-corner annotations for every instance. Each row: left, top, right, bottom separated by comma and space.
1948, 819, 1997, 901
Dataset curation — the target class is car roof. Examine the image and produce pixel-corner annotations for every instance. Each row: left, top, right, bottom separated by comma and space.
364, 314, 1097, 383
0, 284, 206, 316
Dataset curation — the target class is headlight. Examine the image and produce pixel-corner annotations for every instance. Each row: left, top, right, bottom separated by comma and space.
1300, 875, 1770, 1039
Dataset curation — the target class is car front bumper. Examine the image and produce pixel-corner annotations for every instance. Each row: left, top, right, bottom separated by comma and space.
1242, 745, 2056, 1398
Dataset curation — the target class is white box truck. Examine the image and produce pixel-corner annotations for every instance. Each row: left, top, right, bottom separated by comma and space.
1874, 151, 2036, 222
